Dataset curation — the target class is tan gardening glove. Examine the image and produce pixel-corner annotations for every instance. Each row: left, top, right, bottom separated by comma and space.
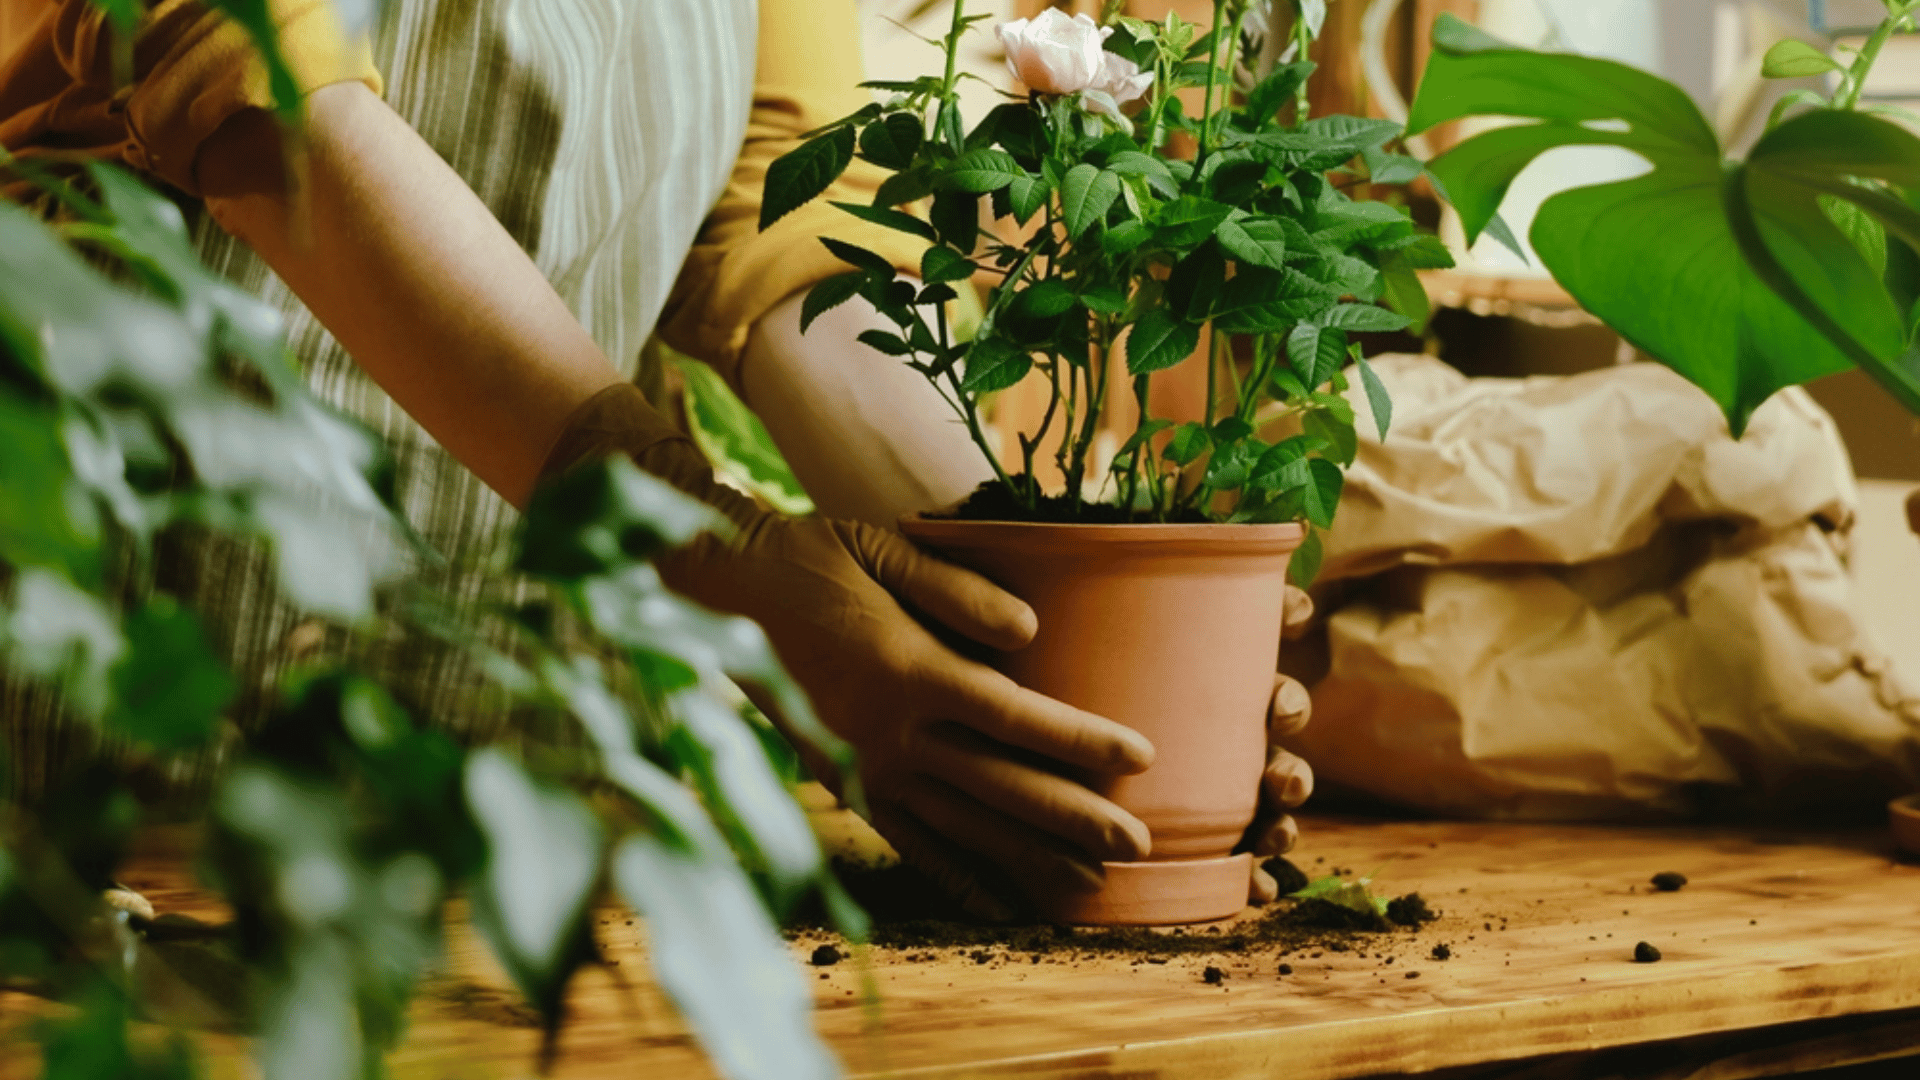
542, 384, 1156, 919
1244, 586, 1317, 904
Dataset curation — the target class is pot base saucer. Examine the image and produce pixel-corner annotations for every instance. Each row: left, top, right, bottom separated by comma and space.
1037, 853, 1251, 926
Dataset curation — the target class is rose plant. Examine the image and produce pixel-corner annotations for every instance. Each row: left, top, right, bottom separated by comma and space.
762, 0, 1452, 584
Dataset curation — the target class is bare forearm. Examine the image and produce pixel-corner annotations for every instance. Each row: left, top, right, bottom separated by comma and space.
739, 291, 992, 528
197, 82, 625, 507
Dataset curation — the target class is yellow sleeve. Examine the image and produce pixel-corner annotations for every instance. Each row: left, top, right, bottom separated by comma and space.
657, 0, 928, 385
0, 0, 380, 197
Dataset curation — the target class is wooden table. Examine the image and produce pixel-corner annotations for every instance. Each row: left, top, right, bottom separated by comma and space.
7, 812, 1920, 1080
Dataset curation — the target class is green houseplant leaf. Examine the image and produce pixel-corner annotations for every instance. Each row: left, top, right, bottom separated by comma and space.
672, 356, 815, 517
1408, 13, 1920, 432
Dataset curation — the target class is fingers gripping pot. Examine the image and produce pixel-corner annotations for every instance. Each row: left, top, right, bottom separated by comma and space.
899, 516, 1303, 925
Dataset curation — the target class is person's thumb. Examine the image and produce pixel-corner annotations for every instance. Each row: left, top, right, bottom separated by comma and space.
832, 521, 1037, 651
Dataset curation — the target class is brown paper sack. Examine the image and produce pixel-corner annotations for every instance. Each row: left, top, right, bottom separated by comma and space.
1278, 355, 1920, 822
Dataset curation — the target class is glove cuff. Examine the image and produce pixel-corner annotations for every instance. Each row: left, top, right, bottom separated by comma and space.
538, 383, 762, 528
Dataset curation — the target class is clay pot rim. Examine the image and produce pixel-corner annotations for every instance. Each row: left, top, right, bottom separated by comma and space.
1893, 793, 1920, 856
900, 513, 1305, 554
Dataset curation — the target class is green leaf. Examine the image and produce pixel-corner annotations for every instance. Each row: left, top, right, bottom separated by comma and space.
1107, 151, 1179, 197
761, 126, 856, 230
1761, 39, 1841, 79
1321, 303, 1411, 332
613, 834, 838, 1080
921, 246, 979, 285
859, 113, 925, 170
1305, 408, 1358, 467
799, 272, 865, 332
874, 164, 937, 207
829, 200, 937, 242
673, 356, 816, 516
518, 456, 730, 581
1014, 279, 1078, 319
1378, 251, 1434, 334
1288, 528, 1323, 587
1362, 146, 1427, 185
930, 191, 979, 252
819, 237, 895, 277
1203, 438, 1255, 489
1354, 353, 1394, 440
1820, 192, 1888, 278
1007, 174, 1051, 225
1126, 308, 1201, 374
1079, 285, 1129, 315
1165, 421, 1211, 466
1116, 418, 1175, 457
1769, 89, 1831, 130
1287, 323, 1349, 388
669, 692, 822, 903
1248, 437, 1314, 491
4, 568, 123, 718
1407, 18, 1887, 432
1153, 196, 1234, 248
960, 338, 1033, 393
940, 148, 1026, 194
1300, 457, 1346, 529
108, 598, 234, 751
1061, 164, 1122, 238
466, 749, 603, 1022
1100, 218, 1155, 255
856, 330, 914, 356
1244, 62, 1317, 126
0, 389, 98, 582
1381, 232, 1457, 269
1210, 416, 1255, 443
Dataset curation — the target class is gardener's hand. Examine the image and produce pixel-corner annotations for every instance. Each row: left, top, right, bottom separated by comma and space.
1244, 585, 1316, 904
664, 513, 1157, 919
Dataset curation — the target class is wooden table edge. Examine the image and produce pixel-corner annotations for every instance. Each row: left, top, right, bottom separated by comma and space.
852, 953, 1920, 1080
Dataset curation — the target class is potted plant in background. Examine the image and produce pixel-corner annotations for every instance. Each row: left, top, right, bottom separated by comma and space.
1402, 3, 1920, 856
763, 0, 1450, 923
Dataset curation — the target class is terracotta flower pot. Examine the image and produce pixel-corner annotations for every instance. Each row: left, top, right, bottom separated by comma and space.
899, 516, 1304, 925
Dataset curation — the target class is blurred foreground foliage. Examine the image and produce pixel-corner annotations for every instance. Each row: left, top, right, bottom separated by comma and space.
0, 7, 853, 1079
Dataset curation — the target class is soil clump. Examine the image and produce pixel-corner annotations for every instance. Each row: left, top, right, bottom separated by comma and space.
944, 480, 1210, 525
1386, 893, 1437, 926
1649, 872, 1688, 892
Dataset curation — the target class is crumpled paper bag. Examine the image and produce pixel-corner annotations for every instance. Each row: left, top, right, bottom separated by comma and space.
1277, 355, 1920, 822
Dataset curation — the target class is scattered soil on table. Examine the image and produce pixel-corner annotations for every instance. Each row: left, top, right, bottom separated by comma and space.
944, 480, 1211, 525
791, 859, 1439, 961
1430, 943, 1451, 961
1385, 893, 1437, 927
1202, 965, 1227, 985
1649, 872, 1688, 892
1634, 941, 1663, 963
809, 945, 842, 967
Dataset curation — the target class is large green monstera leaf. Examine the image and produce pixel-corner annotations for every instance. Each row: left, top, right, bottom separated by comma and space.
1407, 14, 1920, 435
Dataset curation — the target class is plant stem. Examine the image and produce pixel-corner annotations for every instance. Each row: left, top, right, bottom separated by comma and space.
937, 0, 968, 148
1197, 0, 1230, 168
1292, 4, 1315, 119
1204, 325, 1222, 427
1839, 2, 1920, 110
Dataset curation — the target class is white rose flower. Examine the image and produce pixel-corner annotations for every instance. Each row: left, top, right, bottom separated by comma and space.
1093, 53, 1155, 109
997, 9, 1113, 97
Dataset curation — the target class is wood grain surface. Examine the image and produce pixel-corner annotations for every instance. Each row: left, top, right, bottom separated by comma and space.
5, 812, 1919, 1080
